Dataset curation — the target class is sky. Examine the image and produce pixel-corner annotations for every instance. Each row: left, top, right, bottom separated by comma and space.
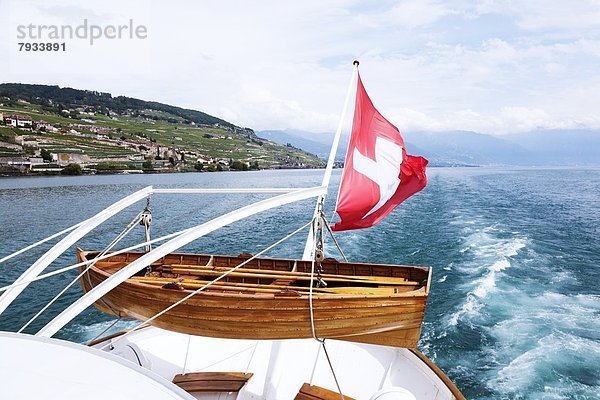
1, 0, 599, 135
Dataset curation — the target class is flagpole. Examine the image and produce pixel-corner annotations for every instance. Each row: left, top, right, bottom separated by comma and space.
302, 60, 359, 260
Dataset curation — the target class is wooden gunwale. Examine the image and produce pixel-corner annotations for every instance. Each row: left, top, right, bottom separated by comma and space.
168, 264, 421, 285
97, 251, 430, 279
82, 250, 430, 300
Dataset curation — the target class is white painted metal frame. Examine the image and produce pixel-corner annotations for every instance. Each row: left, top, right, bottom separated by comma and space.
0, 186, 154, 315
37, 185, 326, 337
152, 188, 298, 194
0, 187, 314, 318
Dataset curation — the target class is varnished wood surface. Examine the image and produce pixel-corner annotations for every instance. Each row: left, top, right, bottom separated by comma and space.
78, 250, 431, 348
295, 383, 355, 400
172, 371, 253, 393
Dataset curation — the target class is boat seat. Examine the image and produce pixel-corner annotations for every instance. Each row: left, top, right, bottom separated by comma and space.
271, 277, 296, 286
295, 383, 355, 400
172, 372, 253, 393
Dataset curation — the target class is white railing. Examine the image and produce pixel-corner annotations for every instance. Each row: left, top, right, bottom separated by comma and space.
0, 186, 154, 315
37, 185, 326, 337
0, 186, 321, 320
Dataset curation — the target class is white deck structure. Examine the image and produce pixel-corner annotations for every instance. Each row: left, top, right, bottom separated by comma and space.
0, 331, 195, 400
90, 326, 458, 400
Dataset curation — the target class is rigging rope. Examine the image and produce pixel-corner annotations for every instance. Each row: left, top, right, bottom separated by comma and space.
322, 340, 344, 400
308, 214, 345, 400
321, 213, 348, 262
99, 219, 313, 351
182, 335, 192, 375
18, 211, 145, 333
86, 317, 123, 345
0, 223, 82, 266
0, 224, 202, 294
245, 341, 259, 375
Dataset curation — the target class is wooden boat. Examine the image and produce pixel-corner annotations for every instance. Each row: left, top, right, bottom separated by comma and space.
78, 249, 431, 348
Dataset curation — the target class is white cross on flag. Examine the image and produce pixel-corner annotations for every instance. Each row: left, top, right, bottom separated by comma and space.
332, 73, 428, 231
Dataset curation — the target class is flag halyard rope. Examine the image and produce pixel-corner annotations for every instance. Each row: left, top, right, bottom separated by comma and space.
308, 214, 345, 400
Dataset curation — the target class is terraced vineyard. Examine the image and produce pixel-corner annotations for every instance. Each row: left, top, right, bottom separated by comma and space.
0, 85, 323, 170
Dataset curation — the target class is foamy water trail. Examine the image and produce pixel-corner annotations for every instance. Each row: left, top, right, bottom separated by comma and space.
436, 206, 600, 399
447, 225, 527, 327
488, 291, 600, 394
62, 318, 137, 343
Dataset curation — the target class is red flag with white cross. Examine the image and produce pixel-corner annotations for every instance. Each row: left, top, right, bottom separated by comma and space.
332, 73, 428, 231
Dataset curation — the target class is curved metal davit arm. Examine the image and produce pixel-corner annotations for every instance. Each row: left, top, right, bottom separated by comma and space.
0, 186, 154, 316
36, 185, 326, 338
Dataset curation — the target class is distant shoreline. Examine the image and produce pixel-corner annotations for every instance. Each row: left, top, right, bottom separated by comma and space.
4, 164, 600, 179
0, 166, 328, 178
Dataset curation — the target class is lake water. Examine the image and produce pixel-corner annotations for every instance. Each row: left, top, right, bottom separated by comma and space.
0, 168, 598, 399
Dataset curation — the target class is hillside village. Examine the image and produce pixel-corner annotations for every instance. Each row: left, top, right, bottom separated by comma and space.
0, 86, 323, 175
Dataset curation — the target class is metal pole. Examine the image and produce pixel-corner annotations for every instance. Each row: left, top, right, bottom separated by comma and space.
302, 61, 359, 260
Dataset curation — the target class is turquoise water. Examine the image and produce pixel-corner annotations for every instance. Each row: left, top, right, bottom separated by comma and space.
0, 168, 598, 399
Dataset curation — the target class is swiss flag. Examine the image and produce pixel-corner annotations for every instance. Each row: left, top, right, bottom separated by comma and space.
332, 73, 428, 231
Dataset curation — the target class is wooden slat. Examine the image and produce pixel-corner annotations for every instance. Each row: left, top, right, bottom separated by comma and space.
85, 250, 429, 279
131, 276, 415, 296
167, 265, 420, 286
173, 371, 252, 383
171, 263, 415, 284
172, 372, 253, 393
176, 380, 244, 393
295, 383, 355, 400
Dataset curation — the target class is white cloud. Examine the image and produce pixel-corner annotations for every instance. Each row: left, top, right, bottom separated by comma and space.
356, 0, 452, 30
476, 0, 600, 32
1, 0, 599, 135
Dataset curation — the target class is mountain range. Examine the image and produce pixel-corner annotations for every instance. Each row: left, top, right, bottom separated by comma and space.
258, 129, 600, 166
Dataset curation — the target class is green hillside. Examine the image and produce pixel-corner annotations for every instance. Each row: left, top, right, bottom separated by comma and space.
0, 83, 324, 173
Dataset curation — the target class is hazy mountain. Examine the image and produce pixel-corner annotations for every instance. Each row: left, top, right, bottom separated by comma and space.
258, 129, 433, 161
260, 128, 600, 166
258, 130, 332, 158
503, 130, 600, 165
403, 130, 531, 166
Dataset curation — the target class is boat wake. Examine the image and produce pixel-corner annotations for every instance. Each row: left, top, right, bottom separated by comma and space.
489, 298, 600, 398
447, 226, 527, 327
429, 208, 600, 399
